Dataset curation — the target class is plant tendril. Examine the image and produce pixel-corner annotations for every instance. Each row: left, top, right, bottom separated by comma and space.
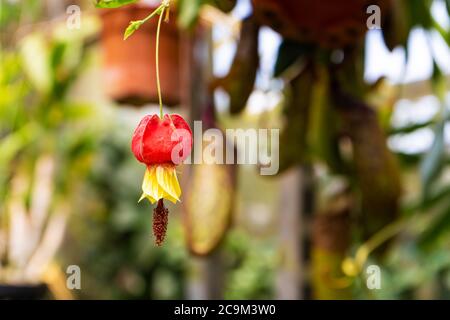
156, 3, 167, 119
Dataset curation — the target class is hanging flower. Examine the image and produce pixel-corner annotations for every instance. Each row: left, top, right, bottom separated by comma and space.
131, 113, 192, 245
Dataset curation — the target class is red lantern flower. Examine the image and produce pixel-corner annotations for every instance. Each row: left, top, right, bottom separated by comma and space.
131, 113, 192, 245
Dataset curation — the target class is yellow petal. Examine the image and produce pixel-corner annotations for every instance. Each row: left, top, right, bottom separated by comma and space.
139, 193, 157, 204
162, 191, 178, 204
139, 165, 182, 204
141, 167, 151, 196
170, 167, 181, 199
156, 165, 180, 202
150, 168, 164, 200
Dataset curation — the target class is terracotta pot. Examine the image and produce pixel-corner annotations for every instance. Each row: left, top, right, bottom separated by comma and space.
0, 283, 49, 300
251, 0, 390, 48
100, 4, 181, 106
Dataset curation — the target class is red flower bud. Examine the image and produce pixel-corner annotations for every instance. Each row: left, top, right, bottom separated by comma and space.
131, 114, 193, 165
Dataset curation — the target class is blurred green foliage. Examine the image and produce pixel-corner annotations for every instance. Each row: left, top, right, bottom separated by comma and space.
61, 119, 277, 299
1, 0, 450, 300
0, 0, 41, 45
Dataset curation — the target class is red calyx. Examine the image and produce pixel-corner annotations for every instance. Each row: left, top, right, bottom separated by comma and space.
131, 114, 193, 165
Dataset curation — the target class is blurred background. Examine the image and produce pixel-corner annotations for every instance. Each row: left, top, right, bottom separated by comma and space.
0, 0, 450, 299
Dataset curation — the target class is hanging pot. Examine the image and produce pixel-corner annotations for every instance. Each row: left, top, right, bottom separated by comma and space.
0, 283, 49, 300
251, 0, 390, 48
100, 3, 181, 106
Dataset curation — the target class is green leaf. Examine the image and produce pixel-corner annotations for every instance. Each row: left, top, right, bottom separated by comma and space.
211, 0, 236, 13
0, 123, 40, 168
431, 62, 448, 101
19, 34, 51, 93
123, 6, 163, 39
94, 0, 138, 8
307, 66, 339, 169
178, 0, 203, 29
381, 0, 411, 51
420, 63, 448, 199
124, 20, 144, 40
420, 185, 450, 212
389, 119, 435, 135
409, 0, 433, 29
420, 120, 445, 199
274, 40, 311, 77
419, 204, 450, 248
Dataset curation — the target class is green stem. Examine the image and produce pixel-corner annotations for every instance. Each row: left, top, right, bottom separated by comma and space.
142, 5, 163, 24
156, 6, 165, 119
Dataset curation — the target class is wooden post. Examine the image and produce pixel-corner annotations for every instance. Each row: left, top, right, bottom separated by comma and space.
275, 167, 304, 300
186, 251, 224, 300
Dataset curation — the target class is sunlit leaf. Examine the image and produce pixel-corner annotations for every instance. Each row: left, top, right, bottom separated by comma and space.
19, 34, 51, 93
94, 0, 137, 9
124, 20, 144, 40
432, 18, 450, 47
